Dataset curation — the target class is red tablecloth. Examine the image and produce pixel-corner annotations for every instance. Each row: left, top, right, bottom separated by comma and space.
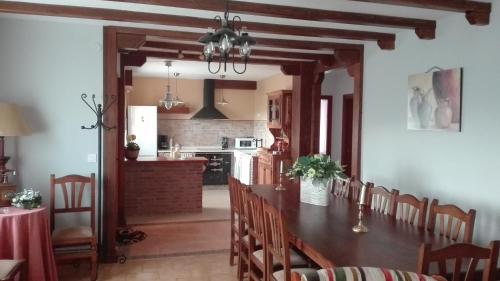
0, 206, 58, 281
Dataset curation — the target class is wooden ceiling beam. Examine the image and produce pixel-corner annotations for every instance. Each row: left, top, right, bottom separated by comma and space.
0, 1, 394, 49
114, 26, 364, 51
129, 50, 304, 66
108, 0, 436, 39
214, 80, 257, 90
351, 0, 491, 25
141, 41, 334, 61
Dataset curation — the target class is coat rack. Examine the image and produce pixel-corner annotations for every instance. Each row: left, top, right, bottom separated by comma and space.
81, 93, 116, 257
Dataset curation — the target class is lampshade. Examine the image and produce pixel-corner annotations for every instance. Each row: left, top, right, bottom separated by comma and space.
0, 103, 31, 136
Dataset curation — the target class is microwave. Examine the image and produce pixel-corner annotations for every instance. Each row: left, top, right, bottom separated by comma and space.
235, 138, 257, 149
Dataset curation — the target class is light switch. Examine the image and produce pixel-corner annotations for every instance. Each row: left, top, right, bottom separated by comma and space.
87, 154, 97, 163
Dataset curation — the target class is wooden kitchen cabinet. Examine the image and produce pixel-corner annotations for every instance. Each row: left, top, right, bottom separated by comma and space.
256, 149, 291, 185
267, 90, 292, 136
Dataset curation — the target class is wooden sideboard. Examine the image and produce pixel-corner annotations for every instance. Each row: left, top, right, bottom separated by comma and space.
0, 183, 15, 207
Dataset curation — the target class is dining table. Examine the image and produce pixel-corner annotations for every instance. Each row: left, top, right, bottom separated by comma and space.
249, 183, 455, 271
0, 206, 58, 281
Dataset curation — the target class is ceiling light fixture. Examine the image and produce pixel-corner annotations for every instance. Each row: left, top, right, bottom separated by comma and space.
198, 0, 256, 75
217, 75, 229, 106
159, 61, 174, 110
173, 72, 184, 106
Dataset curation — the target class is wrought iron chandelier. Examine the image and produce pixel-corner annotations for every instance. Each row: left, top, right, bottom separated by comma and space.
160, 61, 174, 110
198, 0, 256, 74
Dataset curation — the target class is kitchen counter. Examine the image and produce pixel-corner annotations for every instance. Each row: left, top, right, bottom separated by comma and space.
125, 156, 208, 164
123, 156, 208, 217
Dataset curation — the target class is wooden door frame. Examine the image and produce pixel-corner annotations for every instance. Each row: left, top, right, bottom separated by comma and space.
102, 26, 364, 261
319, 95, 333, 155
341, 94, 354, 176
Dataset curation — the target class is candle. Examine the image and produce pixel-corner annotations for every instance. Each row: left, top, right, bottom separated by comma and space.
359, 184, 367, 205
280, 160, 285, 174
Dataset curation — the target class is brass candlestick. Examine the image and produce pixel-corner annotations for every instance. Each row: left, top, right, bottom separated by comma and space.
275, 160, 287, 191
352, 203, 368, 233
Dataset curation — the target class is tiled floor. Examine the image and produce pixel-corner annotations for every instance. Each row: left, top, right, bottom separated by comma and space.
58, 252, 237, 281
122, 221, 231, 258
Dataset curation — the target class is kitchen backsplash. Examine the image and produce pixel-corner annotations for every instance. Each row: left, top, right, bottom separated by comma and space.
158, 119, 274, 148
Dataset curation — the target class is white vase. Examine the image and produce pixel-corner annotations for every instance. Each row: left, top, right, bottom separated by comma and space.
300, 177, 331, 206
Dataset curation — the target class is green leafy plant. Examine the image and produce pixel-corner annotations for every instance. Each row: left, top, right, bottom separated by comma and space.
8, 189, 42, 209
288, 154, 346, 185
125, 134, 140, 151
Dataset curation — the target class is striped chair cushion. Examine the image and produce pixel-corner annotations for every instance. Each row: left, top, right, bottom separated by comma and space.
300, 267, 438, 281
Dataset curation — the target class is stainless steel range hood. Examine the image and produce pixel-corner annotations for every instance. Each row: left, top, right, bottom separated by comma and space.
191, 79, 228, 120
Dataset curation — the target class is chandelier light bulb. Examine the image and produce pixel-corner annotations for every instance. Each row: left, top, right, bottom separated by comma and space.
239, 41, 251, 58
204, 42, 215, 59
219, 34, 232, 55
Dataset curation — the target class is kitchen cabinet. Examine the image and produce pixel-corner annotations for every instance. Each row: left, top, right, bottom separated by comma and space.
256, 149, 290, 185
267, 90, 292, 136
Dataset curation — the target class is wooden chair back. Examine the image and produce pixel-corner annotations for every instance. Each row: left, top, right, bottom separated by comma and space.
262, 199, 291, 281
237, 181, 250, 228
366, 183, 399, 215
247, 192, 265, 246
333, 176, 353, 199
228, 176, 241, 218
427, 199, 476, 243
50, 174, 95, 233
417, 241, 500, 281
394, 194, 429, 228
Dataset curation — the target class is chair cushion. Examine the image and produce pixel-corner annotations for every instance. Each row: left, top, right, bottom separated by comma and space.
52, 226, 94, 245
300, 267, 439, 281
273, 268, 317, 281
253, 249, 308, 268
0, 260, 23, 279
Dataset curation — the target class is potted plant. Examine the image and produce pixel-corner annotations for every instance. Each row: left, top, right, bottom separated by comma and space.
288, 154, 345, 206
8, 188, 42, 209
125, 134, 140, 160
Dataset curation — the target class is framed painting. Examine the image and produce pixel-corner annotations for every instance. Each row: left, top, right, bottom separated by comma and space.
407, 68, 463, 131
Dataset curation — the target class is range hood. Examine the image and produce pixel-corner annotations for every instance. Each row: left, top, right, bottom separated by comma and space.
191, 79, 228, 120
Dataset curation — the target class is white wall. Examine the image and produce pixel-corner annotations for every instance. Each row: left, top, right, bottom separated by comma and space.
322, 69, 354, 161
362, 3, 500, 244
0, 17, 103, 225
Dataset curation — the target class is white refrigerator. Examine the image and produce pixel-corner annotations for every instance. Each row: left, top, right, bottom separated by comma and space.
127, 106, 157, 157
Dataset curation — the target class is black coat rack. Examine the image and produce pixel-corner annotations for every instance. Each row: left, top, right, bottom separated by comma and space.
81, 93, 116, 256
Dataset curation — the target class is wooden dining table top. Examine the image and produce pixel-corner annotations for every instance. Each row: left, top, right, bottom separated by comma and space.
249, 183, 454, 271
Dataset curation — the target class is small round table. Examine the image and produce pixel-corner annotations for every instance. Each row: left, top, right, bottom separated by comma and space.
0, 206, 58, 281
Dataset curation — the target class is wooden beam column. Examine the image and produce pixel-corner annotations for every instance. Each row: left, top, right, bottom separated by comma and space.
102, 26, 119, 262
287, 62, 324, 159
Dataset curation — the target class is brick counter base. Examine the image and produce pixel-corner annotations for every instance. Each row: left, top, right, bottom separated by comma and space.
124, 160, 206, 216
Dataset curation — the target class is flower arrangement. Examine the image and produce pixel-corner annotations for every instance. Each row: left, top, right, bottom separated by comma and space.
288, 154, 345, 185
8, 189, 42, 209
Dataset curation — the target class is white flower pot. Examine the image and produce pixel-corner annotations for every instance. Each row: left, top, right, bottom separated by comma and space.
300, 177, 331, 206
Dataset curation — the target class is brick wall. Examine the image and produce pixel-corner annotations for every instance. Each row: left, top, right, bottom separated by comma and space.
124, 161, 205, 216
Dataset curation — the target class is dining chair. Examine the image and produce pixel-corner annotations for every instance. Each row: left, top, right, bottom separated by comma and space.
50, 174, 97, 281
236, 181, 251, 281
417, 241, 499, 281
293, 267, 441, 281
228, 175, 242, 266
332, 176, 353, 199
262, 199, 315, 281
426, 199, 476, 243
0, 260, 26, 281
246, 191, 266, 281
394, 194, 429, 228
366, 182, 399, 215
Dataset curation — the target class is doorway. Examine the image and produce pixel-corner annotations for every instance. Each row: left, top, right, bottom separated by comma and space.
319, 96, 333, 155
341, 94, 353, 176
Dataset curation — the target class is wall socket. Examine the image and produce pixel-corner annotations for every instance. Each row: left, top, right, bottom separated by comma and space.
87, 154, 97, 163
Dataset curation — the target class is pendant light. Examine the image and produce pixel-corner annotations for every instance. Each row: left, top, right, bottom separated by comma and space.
217, 74, 229, 106
173, 72, 185, 106
159, 61, 174, 110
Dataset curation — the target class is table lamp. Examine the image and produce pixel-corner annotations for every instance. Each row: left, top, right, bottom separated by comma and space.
0, 103, 31, 184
